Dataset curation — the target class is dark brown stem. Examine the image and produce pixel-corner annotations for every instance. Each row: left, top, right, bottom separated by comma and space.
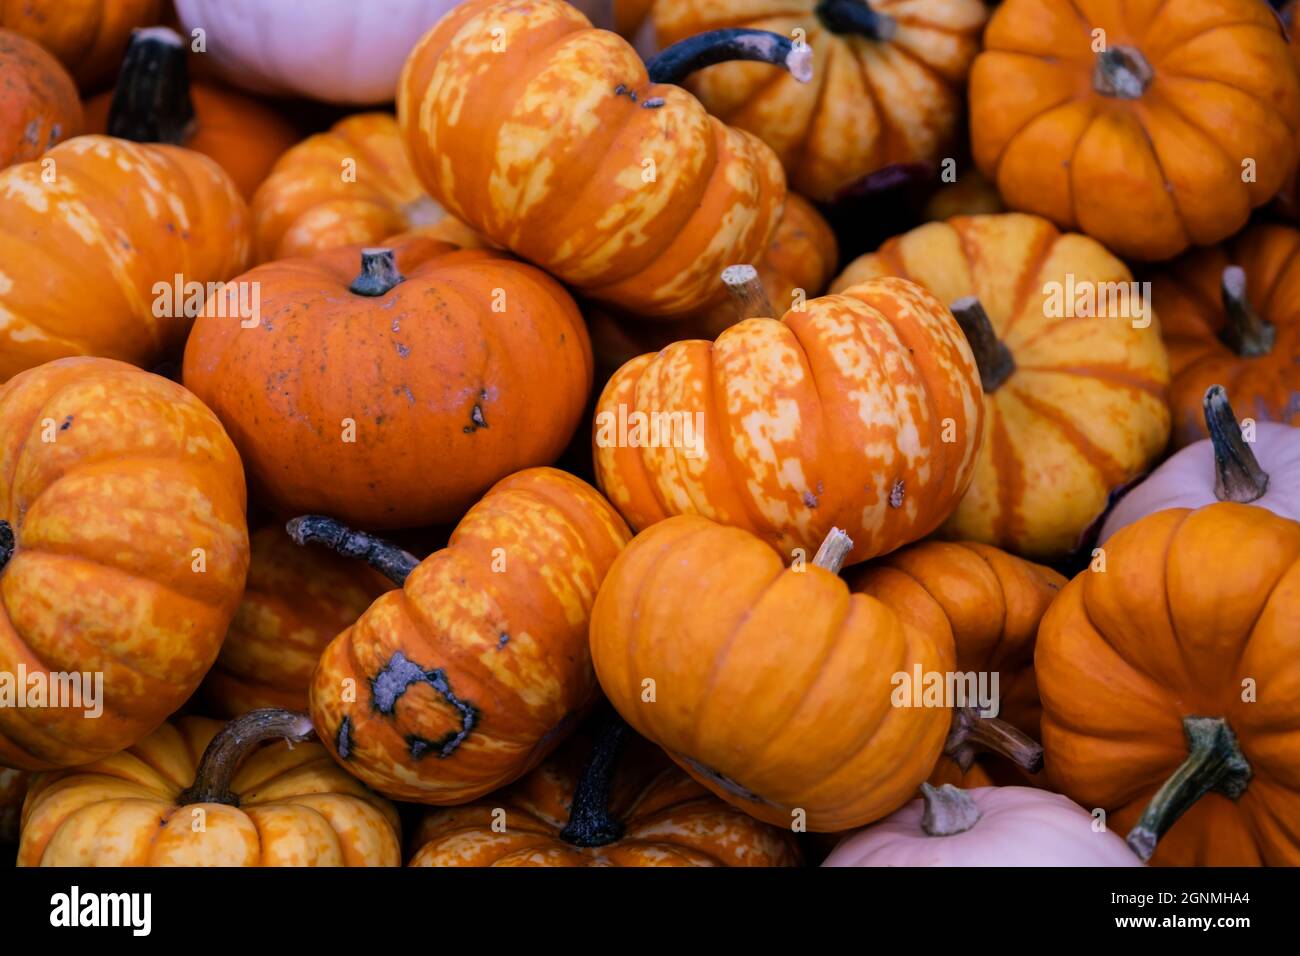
812, 527, 854, 574
950, 296, 1015, 392
559, 714, 630, 847
0, 520, 13, 572
349, 248, 405, 297
1219, 266, 1276, 357
176, 709, 315, 806
815, 0, 897, 41
1204, 385, 1269, 503
1126, 716, 1251, 862
919, 782, 981, 836
107, 27, 196, 144
1093, 45, 1154, 99
285, 516, 419, 585
722, 264, 774, 320
647, 29, 813, 86
944, 705, 1044, 773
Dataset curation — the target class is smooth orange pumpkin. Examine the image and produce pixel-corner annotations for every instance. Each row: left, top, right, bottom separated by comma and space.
0, 357, 248, 770
970, 0, 1300, 261
0, 0, 162, 90
0, 28, 81, 167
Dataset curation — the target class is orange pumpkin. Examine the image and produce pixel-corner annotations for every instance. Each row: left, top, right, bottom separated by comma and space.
590, 516, 951, 831
0, 28, 81, 167
594, 275, 983, 566
970, 0, 1300, 261
924, 167, 1003, 222
652, 0, 988, 201
0, 135, 250, 382
0, 767, 27, 842
184, 237, 592, 529
397, 0, 799, 316
832, 213, 1171, 559
298, 467, 631, 804
0, 358, 248, 770
18, 711, 401, 866
1037, 503, 1300, 865
0, 0, 162, 91
200, 526, 394, 718
1151, 223, 1300, 447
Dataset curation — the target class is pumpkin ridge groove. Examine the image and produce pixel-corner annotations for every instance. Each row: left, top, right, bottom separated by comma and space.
1007, 385, 1130, 488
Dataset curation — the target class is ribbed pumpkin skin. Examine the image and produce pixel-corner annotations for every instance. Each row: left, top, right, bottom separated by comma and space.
397, 0, 786, 317
0, 767, 26, 841
653, 0, 988, 201
833, 214, 1171, 560
310, 468, 631, 804
17, 717, 401, 866
0, 135, 251, 383
0, 0, 161, 90
0, 358, 249, 770
0, 29, 81, 167
1152, 225, 1300, 448
183, 237, 593, 529
589, 514, 951, 832
970, 0, 1300, 261
595, 276, 982, 566
201, 527, 394, 718
1037, 504, 1300, 866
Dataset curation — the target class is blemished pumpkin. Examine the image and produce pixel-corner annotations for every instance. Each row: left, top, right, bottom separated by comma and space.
0, 357, 249, 770
0, 28, 81, 168
0, 767, 27, 842
595, 274, 983, 566
1037, 503, 1300, 866
398, 0, 803, 317
824, 784, 1141, 867
409, 716, 801, 866
970, 0, 1300, 262
82, 27, 299, 200
17, 711, 401, 866
832, 213, 1171, 560
1151, 223, 1300, 447
0, 0, 162, 91
589, 516, 951, 832
0, 134, 250, 382
200, 526, 394, 718
653, 0, 988, 201
295, 467, 631, 804
183, 237, 593, 529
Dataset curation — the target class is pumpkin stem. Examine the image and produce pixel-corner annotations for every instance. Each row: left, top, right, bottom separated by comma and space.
285, 515, 420, 585
919, 782, 981, 836
350, 248, 405, 297
107, 27, 197, 145
559, 713, 630, 848
1092, 45, 1154, 99
950, 296, 1015, 392
0, 520, 13, 572
646, 29, 813, 86
944, 705, 1044, 774
1219, 266, 1276, 357
1203, 385, 1269, 503
812, 527, 854, 574
722, 264, 775, 320
1125, 716, 1252, 862
176, 708, 315, 807
815, 0, 897, 41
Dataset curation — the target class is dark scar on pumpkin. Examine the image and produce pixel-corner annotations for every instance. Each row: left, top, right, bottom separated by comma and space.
464, 404, 488, 433
369, 651, 479, 758
336, 715, 354, 759
677, 754, 778, 807
889, 479, 905, 508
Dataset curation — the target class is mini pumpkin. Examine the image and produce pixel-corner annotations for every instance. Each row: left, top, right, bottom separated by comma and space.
970, 0, 1300, 261
0, 767, 27, 843
0, 28, 81, 168
0, 357, 248, 770
1038, 503, 1300, 865
18, 710, 401, 866
0, 0, 162, 90
832, 213, 1171, 560
183, 238, 592, 529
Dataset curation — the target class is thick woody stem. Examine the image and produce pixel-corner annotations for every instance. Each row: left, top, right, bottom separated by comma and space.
950, 296, 1015, 392
1219, 266, 1276, 357
285, 516, 420, 585
647, 29, 813, 86
176, 709, 315, 806
1092, 45, 1154, 99
107, 27, 196, 144
920, 782, 981, 836
944, 705, 1044, 774
559, 714, 631, 847
815, 0, 898, 41
1203, 385, 1269, 503
349, 248, 405, 297
812, 527, 854, 574
722, 264, 774, 320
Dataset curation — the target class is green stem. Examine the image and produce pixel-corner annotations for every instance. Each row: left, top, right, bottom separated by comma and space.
1093, 45, 1154, 99
349, 248, 405, 297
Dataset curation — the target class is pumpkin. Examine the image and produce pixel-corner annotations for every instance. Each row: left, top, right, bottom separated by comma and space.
1151, 223, 1300, 447
183, 237, 592, 529
1102, 386, 1300, 542
924, 167, 1003, 222
832, 213, 1171, 560
0, 134, 250, 382
296, 467, 631, 804
652, 0, 989, 202
200, 526, 394, 718
409, 716, 800, 866
0, 357, 249, 770
0, 28, 81, 168
590, 516, 951, 831
82, 27, 299, 200
594, 274, 983, 566
970, 0, 1300, 262
0, 767, 27, 843
0, 0, 162, 91
398, 0, 805, 316
824, 783, 1141, 867
1037, 503, 1300, 865
17, 710, 401, 866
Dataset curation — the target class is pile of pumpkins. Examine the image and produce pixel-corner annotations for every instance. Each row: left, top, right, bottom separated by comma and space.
0, 0, 1298, 868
